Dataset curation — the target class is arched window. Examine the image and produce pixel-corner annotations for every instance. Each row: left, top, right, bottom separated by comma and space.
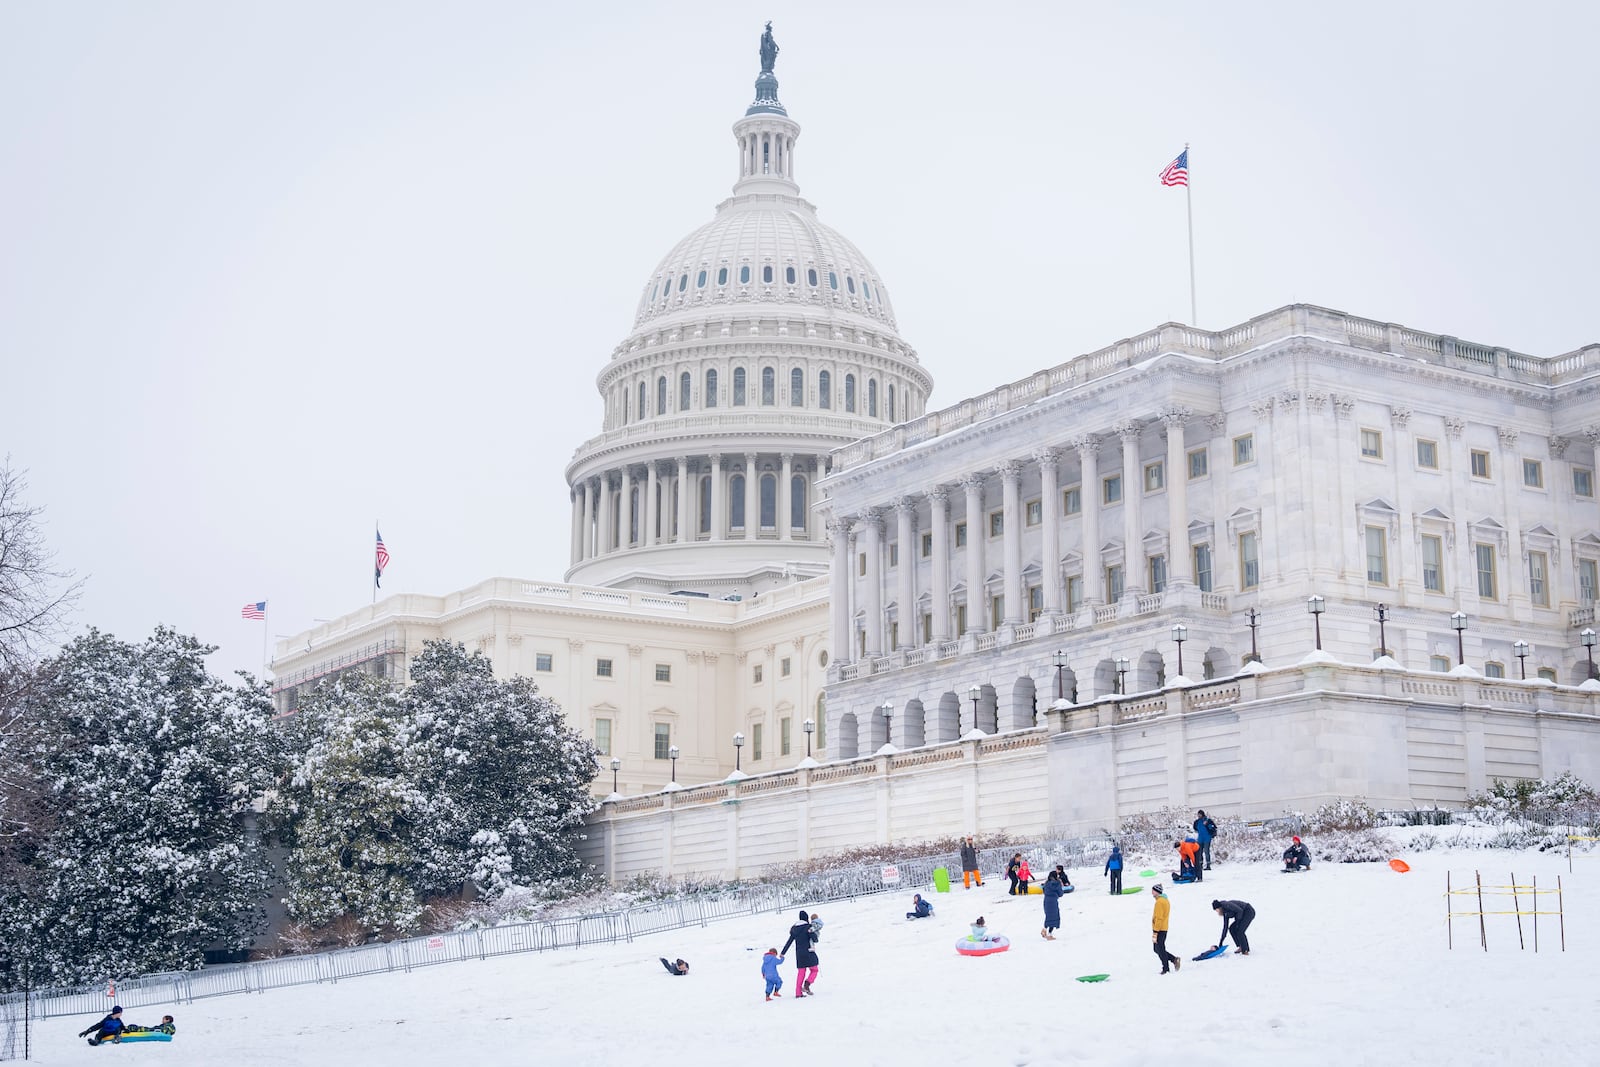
628, 487, 639, 545
761, 367, 775, 405
705, 369, 718, 408
679, 372, 691, 411
762, 265, 774, 284
845, 374, 857, 413
730, 474, 746, 529
790, 367, 804, 406
828, 271, 839, 290
846, 275, 856, 294
864, 281, 873, 302
678, 273, 688, 292
717, 266, 728, 286
696, 270, 707, 289
760, 473, 777, 528
733, 367, 747, 406
888, 383, 895, 422
791, 474, 807, 531
638, 381, 646, 420
785, 266, 796, 285
807, 268, 818, 287
868, 378, 879, 417
657, 376, 667, 415
622, 390, 629, 423
818, 370, 831, 409
739, 265, 751, 284
698, 476, 711, 533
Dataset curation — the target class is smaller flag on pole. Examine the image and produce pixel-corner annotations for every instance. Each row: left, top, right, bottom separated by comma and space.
1159, 148, 1189, 187
375, 529, 390, 588
241, 601, 267, 620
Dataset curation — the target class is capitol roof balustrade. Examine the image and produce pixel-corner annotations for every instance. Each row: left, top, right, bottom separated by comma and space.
826, 303, 1600, 474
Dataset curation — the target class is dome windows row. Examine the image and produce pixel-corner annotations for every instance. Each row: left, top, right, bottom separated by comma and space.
646, 263, 879, 306
613, 366, 914, 426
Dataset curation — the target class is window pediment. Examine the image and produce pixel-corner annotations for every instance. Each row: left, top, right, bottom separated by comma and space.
1226, 507, 1260, 547
1187, 518, 1214, 547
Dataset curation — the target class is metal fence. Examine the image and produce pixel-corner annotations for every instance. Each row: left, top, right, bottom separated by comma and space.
0, 834, 1104, 1043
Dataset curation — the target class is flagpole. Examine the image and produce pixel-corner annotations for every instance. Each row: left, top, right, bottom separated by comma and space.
373, 520, 379, 605
262, 602, 270, 679
1185, 142, 1196, 326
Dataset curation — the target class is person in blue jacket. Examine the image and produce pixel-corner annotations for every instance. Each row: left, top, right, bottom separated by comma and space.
760, 948, 785, 1000
1040, 871, 1065, 939
1193, 809, 1216, 870
79, 1006, 125, 1045
906, 893, 933, 919
1104, 844, 1124, 895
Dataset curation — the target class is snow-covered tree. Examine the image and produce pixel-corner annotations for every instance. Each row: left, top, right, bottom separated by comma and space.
0, 628, 283, 985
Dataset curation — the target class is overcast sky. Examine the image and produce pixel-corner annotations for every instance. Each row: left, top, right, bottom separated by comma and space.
4, 1, 1597, 682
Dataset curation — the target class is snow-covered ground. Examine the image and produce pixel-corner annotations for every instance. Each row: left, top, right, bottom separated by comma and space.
24, 843, 1596, 1066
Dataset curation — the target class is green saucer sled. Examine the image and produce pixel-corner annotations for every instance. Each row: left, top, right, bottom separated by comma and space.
1075, 973, 1111, 983
1120, 886, 1144, 894
1139, 870, 1157, 878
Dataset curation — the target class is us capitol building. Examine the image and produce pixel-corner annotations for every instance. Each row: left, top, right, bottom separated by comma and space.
272, 29, 1600, 872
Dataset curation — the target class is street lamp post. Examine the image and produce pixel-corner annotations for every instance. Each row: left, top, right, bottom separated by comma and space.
880, 701, 894, 747
668, 744, 680, 783
609, 757, 621, 794
1052, 650, 1068, 701
802, 718, 815, 758
1583, 628, 1598, 680
1307, 596, 1326, 651
1373, 603, 1390, 658
968, 685, 981, 733
1115, 656, 1130, 696
1513, 640, 1530, 680
1450, 611, 1468, 666
1171, 623, 1188, 677
733, 731, 745, 773
1245, 607, 1262, 663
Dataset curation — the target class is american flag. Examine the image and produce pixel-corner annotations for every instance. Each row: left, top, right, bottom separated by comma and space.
375, 529, 390, 587
241, 601, 266, 620
1159, 149, 1189, 187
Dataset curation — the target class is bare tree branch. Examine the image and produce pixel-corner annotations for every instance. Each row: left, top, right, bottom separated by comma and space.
0, 458, 82, 671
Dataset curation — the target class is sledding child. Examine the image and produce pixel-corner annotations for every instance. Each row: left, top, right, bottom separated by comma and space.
969, 916, 991, 941
1283, 836, 1311, 871
906, 893, 933, 919
79, 1006, 125, 1045
123, 1015, 176, 1037
1104, 844, 1124, 894
1016, 857, 1033, 895
761, 948, 785, 1000
1053, 864, 1072, 889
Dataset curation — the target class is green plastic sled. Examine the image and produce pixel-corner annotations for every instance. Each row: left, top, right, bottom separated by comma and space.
1139, 870, 1157, 878
1075, 973, 1111, 983
933, 866, 951, 893
1120, 886, 1144, 895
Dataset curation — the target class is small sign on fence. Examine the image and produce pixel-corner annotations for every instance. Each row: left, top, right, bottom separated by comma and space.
426, 936, 445, 951
881, 865, 900, 884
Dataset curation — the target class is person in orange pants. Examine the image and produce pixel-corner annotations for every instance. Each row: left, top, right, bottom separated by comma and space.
960, 836, 983, 888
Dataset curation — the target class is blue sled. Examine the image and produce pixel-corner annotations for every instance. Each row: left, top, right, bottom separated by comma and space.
93, 1032, 173, 1044
1192, 945, 1229, 961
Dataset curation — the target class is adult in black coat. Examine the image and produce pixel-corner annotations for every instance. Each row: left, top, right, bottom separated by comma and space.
781, 909, 820, 997
1211, 899, 1256, 955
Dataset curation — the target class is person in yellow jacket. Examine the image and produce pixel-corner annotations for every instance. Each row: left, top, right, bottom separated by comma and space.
1151, 884, 1181, 974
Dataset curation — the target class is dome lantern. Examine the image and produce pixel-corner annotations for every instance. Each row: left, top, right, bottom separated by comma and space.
733, 22, 800, 197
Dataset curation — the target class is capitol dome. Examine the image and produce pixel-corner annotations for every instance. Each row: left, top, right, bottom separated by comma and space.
564, 27, 931, 600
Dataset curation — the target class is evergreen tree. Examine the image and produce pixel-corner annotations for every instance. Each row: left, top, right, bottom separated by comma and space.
0, 628, 282, 985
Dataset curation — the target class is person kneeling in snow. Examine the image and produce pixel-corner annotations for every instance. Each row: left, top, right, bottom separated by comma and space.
1283, 836, 1312, 871
79, 1006, 125, 1045
906, 893, 933, 919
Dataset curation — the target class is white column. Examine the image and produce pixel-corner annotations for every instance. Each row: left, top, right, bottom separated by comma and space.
580, 480, 594, 561
895, 497, 916, 648
962, 473, 986, 632
645, 462, 659, 548
619, 465, 634, 549
1120, 424, 1142, 597
710, 454, 725, 541
863, 509, 885, 655
744, 452, 759, 539
829, 517, 852, 660
1000, 461, 1023, 623
676, 456, 690, 544
780, 453, 794, 541
597, 473, 614, 555
570, 488, 582, 565
1076, 437, 1101, 603
1163, 411, 1192, 585
1038, 449, 1062, 613
929, 487, 950, 642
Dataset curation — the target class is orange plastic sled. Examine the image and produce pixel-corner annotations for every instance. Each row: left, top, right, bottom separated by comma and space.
1388, 858, 1410, 873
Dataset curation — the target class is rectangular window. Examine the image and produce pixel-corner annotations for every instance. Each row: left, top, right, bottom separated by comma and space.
594, 718, 612, 757
1416, 439, 1439, 469
1188, 448, 1208, 479
1144, 461, 1165, 492
955, 522, 968, 548
1528, 550, 1549, 607
1193, 544, 1213, 592
889, 622, 899, 650
781, 656, 792, 677
1239, 531, 1260, 590
1421, 535, 1444, 593
1475, 542, 1497, 600
1575, 468, 1595, 498
781, 717, 791, 757
1484, 661, 1505, 679
889, 543, 899, 567
654, 663, 671, 682
1025, 499, 1042, 526
858, 552, 866, 576
1538, 667, 1558, 682
1065, 575, 1084, 612
956, 603, 968, 634
1234, 434, 1255, 465
990, 595, 1005, 630
596, 658, 613, 678
1028, 585, 1043, 622
1105, 564, 1124, 602
1103, 474, 1122, 504
989, 511, 1004, 538
921, 531, 933, 557
1523, 459, 1544, 488
1581, 558, 1598, 603
753, 664, 763, 684
1430, 655, 1452, 673
654, 723, 671, 760
1471, 450, 1491, 478
922, 613, 932, 643
752, 723, 763, 761
1148, 554, 1167, 594
1360, 429, 1384, 459
1365, 526, 1388, 585
535, 653, 553, 672
1063, 486, 1082, 515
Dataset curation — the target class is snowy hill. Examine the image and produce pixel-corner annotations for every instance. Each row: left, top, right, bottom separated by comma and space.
25, 843, 1594, 1066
